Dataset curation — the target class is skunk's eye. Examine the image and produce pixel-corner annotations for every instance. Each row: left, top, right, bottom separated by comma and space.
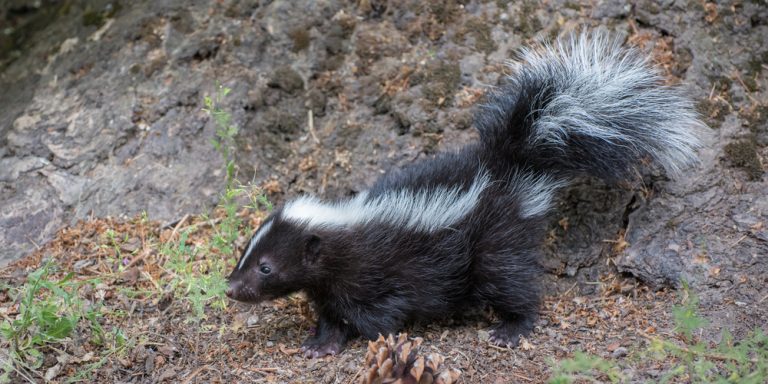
259, 265, 272, 275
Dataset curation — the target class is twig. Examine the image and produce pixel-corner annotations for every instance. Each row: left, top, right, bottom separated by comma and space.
244, 367, 280, 376
170, 214, 190, 239
174, 217, 223, 234
307, 109, 319, 144
160, 216, 185, 230
7, 363, 38, 384
141, 270, 162, 292
319, 162, 334, 195
2, 349, 46, 383
730, 234, 748, 247
714, 94, 734, 112
628, 18, 638, 35
348, 367, 365, 384
181, 364, 219, 384
486, 343, 510, 351
552, 282, 579, 313
510, 371, 534, 382
732, 70, 758, 103
24, 236, 42, 251
126, 248, 151, 269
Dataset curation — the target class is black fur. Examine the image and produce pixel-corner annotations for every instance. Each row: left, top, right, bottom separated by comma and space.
226, 33, 703, 357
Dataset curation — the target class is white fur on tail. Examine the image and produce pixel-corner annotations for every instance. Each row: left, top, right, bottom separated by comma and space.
510, 171, 567, 218
510, 31, 704, 176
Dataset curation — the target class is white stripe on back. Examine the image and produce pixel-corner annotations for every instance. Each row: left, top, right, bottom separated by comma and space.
283, 172, 491, 233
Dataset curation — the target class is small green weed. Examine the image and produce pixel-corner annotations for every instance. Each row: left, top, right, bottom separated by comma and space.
203, 83, 272, 254
203, 84, 239, 188
671, 281, 708, 341
549, 351, 624, 383
549, 282, 768, 383
0, 261, 110, 383
159, 84, 272, 322
161, 230, 229, 320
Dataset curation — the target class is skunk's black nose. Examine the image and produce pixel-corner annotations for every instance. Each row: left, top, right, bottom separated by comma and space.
225, 287, 234, 298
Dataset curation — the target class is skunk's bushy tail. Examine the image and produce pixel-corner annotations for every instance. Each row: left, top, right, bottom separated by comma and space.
474, 32, 705, 181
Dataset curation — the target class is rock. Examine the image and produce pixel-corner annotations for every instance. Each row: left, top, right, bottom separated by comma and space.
73, 259, 94, 273
610, 347, 629, 358
172, 38, 220, 62
591, 0, 631, 19
542, 179, 633, 276
267, 68, 304, 94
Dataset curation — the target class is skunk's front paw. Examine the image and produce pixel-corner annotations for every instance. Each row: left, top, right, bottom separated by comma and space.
488, 328, 521, 348
300, 338, 344, 358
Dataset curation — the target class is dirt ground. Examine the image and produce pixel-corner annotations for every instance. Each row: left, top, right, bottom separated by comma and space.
1, 0, 767, 383
0, 215, 685, 383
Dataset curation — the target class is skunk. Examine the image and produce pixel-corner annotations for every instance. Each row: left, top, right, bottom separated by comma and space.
226, 32, 704, 358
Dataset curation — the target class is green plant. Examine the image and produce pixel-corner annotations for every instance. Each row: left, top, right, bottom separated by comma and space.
202, 84, 239, 188
100, 228, 131, 272
101, 229, 121, 258
201, 84, 272, 255
646, 282, 767, 383
66, 327, 132, 384
0, 261, 106, 383
159, 85, 272, 321
549, 282, 768, 383
549, 352, 623, 383
162, 230, 229, 320
671, 281, 708, 341
202, 83, 271, 252
211, 182, 272, 257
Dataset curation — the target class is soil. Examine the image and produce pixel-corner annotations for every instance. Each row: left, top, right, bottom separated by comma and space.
1, 0, 767, 383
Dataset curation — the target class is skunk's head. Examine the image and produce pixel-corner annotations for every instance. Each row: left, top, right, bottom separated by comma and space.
226, 210, 322, 303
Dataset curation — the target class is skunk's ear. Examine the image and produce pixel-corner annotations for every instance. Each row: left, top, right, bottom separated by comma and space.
303, 234, 322, 264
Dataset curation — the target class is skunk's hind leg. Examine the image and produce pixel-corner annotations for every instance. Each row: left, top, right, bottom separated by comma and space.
475, 251, 541, 347
488, 310, 537, 347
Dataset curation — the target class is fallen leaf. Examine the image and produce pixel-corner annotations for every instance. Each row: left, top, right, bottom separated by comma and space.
121, 267, 140, 285
79, 352, 94, 363
278, 343, 299, 355
519, 337, 534, 351
158, 344, 176, 357
157, 367, 177, 382
45, 364, 63, 381
694, 254, 709, 264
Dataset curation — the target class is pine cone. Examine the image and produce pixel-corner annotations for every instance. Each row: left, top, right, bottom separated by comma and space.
361, 333, 461, 384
